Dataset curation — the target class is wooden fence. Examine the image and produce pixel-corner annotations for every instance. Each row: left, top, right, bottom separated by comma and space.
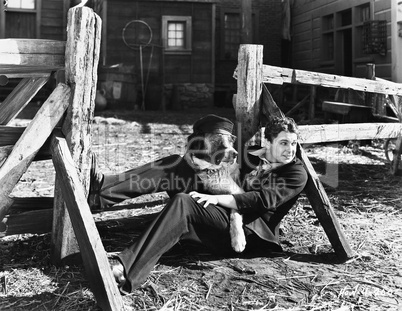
235, 44, 402, 261
0, 7, 124, 311
1, 29, 401, 311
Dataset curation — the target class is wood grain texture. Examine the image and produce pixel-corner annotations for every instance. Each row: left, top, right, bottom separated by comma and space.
51, 134, 124, 311
52, 5, 101, 266
0, 83, 71, 221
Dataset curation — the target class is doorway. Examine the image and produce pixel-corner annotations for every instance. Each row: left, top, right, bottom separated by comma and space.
342, 28, 353, 76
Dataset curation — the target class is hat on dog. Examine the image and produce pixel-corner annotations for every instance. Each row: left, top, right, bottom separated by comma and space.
193, 114, 234, 135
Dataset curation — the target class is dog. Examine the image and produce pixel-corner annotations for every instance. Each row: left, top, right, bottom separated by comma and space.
184, 131, 246, 253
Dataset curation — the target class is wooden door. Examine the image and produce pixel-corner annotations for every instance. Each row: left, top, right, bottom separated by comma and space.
5, 11, 36, 38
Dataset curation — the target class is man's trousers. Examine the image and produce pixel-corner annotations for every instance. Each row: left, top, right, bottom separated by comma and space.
117, 193, 236, 292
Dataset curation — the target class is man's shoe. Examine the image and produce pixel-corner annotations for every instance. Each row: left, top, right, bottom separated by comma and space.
88, 153, 103, 211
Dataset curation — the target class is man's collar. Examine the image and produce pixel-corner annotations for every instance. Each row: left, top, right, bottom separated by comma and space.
248, 147, 296, 167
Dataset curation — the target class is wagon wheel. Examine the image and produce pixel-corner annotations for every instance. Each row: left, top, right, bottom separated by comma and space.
384, 138, 400, 162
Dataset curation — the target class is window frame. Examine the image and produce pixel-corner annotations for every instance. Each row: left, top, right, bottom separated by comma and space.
162, 15, 192, 54
5, 0, 36, 11
320, 2, 374, 73
220, 8, 258, 61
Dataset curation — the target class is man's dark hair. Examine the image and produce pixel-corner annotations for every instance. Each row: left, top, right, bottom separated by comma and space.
264, 116, 299, 142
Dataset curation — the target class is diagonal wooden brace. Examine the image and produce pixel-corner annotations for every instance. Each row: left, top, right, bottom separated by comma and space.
235, 45, 353, 260
51, 133, 125, 311
0, 76, 51, 125
0, 83, 71, 222
261, 84, 354, 260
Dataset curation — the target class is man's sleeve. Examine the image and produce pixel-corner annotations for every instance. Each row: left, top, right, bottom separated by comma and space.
233, 161, 308, 214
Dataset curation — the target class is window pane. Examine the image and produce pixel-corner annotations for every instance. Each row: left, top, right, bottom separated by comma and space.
23, 0, 35, 9
359, 4, 370, 23
339, 9, 352, 26
323, 33, 334, 60
7, 0, 21, 8
167, 21, 185, 48
323, 14, 334, 31
224, 13, 241, 59
7, 0, 35, 9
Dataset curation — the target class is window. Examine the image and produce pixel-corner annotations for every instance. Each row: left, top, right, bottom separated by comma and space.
6, 0, 35, 10
2, 0, 38, 38
162, 16, 192, 54
356, 3, 373, 57
221, 11, 257, 60
167, 22, 185, 48
223, 13, 241, 60
320, 3, 378, 76
322, 14, 335, 61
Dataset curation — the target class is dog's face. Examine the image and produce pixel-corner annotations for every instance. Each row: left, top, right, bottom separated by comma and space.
187, 133, 238, 166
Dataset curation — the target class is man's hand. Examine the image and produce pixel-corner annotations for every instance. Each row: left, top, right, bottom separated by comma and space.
189, 191, 218, 208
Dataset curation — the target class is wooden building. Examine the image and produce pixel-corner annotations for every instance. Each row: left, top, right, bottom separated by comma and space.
96, 0, 283, 110
0, 0, 284, 110
0, 0, 68, 40
291, 0, 402, 83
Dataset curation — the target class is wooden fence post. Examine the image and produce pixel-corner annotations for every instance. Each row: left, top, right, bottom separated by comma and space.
235, 44, 263, 146
51, 6, 101, 264
390, 95, 402, 175
236, 45, 354, 260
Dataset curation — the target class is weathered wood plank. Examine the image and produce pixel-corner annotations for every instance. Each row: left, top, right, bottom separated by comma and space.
0, 83, 71, 222
0, 209, 53, 237
263, 64, 402, 96
0, 55, 65, 68
322, 101, 372, 116
52, 6, 101, 265
11, 197, 54, 210
0, 66, 56, 78
0, 145, 13, 168
0, 39, 65, 68
0, 76, 50, 125
51, 134, 124, 311
0, 39, 66, 54
235, 44, 263, 146
261, 83, 354, 260
0, 126, 56, 161
296, 123, 401, 144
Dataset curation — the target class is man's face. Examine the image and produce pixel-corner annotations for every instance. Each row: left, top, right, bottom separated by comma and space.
265, 131, 298, 164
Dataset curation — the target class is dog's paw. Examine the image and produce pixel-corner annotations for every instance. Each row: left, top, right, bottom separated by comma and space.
230, 212, 246, 253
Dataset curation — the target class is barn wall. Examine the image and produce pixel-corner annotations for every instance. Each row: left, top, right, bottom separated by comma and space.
103, 0, 214, 110
214, 0, 282, 107
41, 0, 65, 40
291, 0, 392, 80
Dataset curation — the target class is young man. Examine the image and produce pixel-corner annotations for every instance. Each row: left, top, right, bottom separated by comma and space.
89, 115, 308, 293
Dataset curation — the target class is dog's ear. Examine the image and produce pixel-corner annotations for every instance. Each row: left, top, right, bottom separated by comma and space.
187, 133, 211, 161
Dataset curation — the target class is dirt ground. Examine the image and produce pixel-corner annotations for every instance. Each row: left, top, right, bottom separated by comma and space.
0, 107, 401, 311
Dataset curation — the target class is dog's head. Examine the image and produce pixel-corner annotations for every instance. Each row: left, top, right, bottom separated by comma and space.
185, 114, 238, 172
186, 132, 238, 167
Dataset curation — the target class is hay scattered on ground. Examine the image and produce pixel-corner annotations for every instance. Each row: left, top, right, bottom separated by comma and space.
1, 109, 401, 310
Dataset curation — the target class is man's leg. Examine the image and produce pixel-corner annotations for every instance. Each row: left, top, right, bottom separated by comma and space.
116, 193, 234, 292
90, 154, 187, 209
